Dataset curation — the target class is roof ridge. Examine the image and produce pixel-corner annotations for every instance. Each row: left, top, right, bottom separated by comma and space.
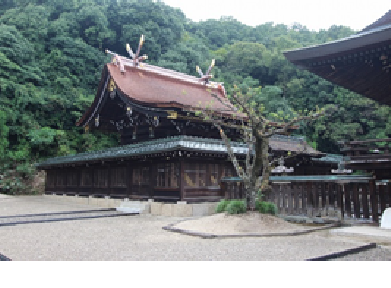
116, 55, 225, 90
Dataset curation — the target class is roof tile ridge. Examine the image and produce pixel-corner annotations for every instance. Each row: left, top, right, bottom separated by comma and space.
114, 55, 225, 90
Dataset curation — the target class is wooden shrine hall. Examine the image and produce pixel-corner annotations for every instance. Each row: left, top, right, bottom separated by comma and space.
284, 10, 391, 220
284, 10, 391, 179
37, 37, 334, 202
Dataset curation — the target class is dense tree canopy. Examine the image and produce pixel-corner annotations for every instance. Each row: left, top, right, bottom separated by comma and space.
0, 0, 390, 193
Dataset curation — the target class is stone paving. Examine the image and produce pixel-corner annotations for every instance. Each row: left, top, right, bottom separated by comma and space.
0, 195, 387, 261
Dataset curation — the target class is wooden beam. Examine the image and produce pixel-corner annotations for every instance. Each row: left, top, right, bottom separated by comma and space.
369, 180, 379, 223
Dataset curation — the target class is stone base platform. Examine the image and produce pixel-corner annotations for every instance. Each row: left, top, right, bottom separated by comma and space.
43, 195, 218, 217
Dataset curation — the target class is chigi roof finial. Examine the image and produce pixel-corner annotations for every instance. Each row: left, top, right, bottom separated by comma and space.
105, 35, 148, 74
126, 34, 148, 67
196, 59, 215, 84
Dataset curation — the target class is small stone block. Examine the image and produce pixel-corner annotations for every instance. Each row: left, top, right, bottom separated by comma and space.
151, 202, 163, 215
161, 204, 173, 217
380, 208, 391, 229
207, 203, 218, 215
173, 203, 192, 217
192, 203, 210, 217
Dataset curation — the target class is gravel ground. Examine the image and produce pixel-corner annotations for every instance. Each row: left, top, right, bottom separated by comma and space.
174, 212, 312, 235
0, 210, 130, 225
0, 195, 385, 261
0, 195, 96, 216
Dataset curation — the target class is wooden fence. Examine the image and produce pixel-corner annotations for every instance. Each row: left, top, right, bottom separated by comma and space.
221, 176, 391, 223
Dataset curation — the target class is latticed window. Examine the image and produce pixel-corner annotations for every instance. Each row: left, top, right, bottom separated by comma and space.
111, 167, 127, 187
221, 164, 236, 178
67, 170, 78, 186
209, 163, 219, 186
81, 169, 93, 187
56, 171, 65, 187
156, 163, 179, 188
184, 163, 207, 187
94, 169, 108, 188
47, 170, 56, 188
132, 166, 150, 185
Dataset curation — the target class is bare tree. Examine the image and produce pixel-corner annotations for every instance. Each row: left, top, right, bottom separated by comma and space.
193, 62, 335, 209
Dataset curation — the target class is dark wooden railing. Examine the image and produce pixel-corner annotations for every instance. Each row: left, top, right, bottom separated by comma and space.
221, 176, 391, 223
339, 138, 391, 157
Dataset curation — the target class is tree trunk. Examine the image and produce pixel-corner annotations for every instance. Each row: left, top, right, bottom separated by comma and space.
259, 137, 272, 200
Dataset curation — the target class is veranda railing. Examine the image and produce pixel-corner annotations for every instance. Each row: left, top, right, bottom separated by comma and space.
220, 176, 391, 223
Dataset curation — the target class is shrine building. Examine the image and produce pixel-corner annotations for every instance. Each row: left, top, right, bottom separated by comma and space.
37, 39, 335, 203
284, 10, 391, 181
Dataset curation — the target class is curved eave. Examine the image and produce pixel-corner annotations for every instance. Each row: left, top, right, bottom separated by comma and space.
284, 23, 391, 62
76, 65, 110, 127
76, 64, 244, 128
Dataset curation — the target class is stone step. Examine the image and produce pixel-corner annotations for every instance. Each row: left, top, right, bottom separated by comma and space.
116, 201, 150, 214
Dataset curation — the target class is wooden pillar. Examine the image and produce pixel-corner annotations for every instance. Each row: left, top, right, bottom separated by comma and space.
76, 167, 80, 195
369, 180, 379, 223
321, 182, 326, 209
179, 158, 185, 201
90, 167, 94, 197
301, 182, 306, 213
126, 163, 132, 198
149, 161, 156, 199
106, 164, 111, 197
306, 181, 312, 217
379, 184, 386, 216
345, 183, 351, 218
287, 183, 293, 215
293, 183, 300, 214
337, 183, 344, 220
353, 183, 360, 218
63, 168, 67, 195
218, 160, 223, 198
362, 183, 370, 219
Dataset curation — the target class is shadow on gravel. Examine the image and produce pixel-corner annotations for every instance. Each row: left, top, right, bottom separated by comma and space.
306, 243, 377, 261
0, 253, 11, 261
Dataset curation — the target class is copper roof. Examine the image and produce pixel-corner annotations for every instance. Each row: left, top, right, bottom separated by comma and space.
76, 57, 245, 127
283, 10, 391, 106
361, 10, 391, 32
107, 63, 234, 111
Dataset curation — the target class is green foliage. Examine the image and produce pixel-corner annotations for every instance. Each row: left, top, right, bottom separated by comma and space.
0, 162, 38, 195
255, 201, 278, 215
226, 200, 247, 214
215, 199, 230, 213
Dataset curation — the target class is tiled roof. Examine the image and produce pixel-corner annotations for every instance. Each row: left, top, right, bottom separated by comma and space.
311, 153, 343, 163
36, 135, 322, 168
269, 135, 321, 156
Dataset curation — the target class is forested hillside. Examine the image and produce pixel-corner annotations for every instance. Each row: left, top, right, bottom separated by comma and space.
1, 0, 390, 193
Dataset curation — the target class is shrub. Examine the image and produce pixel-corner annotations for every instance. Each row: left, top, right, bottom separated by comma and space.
255, 200, 268, 213
226, 200, 247, 214
256, 201, 278, 215
215, 200, 230, 213
264, 202, 278, 215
